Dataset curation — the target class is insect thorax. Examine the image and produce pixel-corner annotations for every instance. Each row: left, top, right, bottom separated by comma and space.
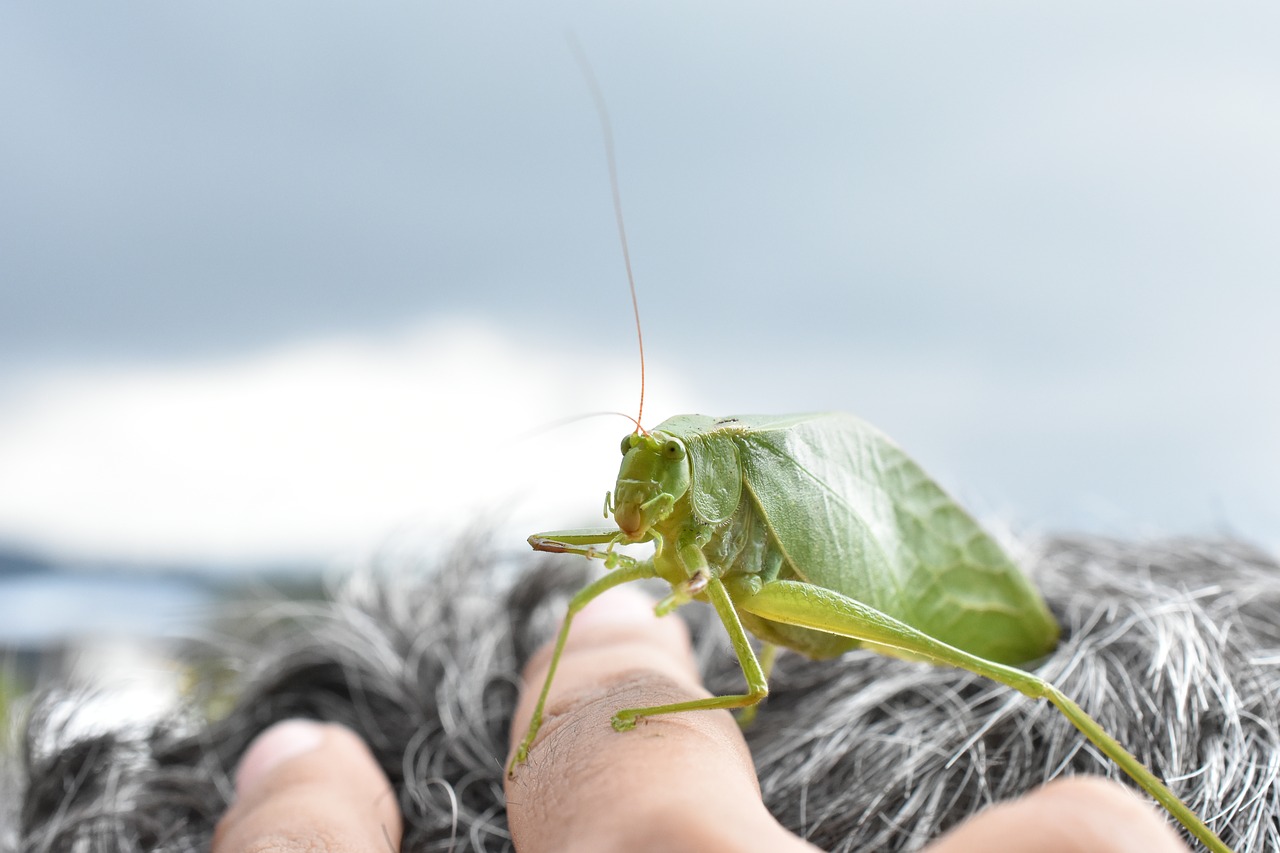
698, 496, 863, 660
701, 497, 784, 583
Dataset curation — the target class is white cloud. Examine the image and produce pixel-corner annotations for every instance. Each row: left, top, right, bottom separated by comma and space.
0, 319, 696, 566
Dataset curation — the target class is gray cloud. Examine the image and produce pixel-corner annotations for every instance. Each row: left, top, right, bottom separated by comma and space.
0, 1, 1276, 552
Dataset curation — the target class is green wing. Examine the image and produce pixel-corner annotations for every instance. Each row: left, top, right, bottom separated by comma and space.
723, 413, 1057, 665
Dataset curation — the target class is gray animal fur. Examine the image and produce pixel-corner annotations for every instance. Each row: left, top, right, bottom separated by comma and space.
5, 535, 1280, 852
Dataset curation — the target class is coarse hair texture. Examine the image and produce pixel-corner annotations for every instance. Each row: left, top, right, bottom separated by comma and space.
5, 534, 1280, 852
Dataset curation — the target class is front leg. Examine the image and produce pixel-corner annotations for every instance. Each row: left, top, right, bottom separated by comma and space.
528, 527, 642, 571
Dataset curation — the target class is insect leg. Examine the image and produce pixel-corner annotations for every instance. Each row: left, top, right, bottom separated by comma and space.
611, 576, 769, 731
739, 580, 1232, 853
528, 527, 620, 551
527, 529, 643, 572
735, 642, 778, 727
507, 560, 658, 778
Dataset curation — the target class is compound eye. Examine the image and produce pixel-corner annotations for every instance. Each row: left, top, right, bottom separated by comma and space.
662, 438, 686, 461
621, 434, 636, 455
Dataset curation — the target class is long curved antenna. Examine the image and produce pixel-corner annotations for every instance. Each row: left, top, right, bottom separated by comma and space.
520, 410, 644, 441
568, 35, 646, 432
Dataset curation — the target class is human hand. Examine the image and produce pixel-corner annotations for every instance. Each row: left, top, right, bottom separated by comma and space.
504, 585, 1191, 853
209, 586, 1191, 853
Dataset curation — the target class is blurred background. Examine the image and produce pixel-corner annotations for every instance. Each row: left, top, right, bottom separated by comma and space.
1, 2, 1277, 718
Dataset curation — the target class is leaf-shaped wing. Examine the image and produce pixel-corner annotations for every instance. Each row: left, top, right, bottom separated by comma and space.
733, 413, 1058, 665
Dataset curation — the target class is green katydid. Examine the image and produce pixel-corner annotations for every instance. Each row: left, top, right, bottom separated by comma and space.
512, 413, 1231, 852
510, 55, 1234, 853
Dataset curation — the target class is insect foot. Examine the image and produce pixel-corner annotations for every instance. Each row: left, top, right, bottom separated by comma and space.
506, 746, 529, 779
611, 712, 639, 732
527, 536, 570, 554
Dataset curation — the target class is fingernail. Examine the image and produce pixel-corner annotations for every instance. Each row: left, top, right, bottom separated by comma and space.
574, 585, 656, 632
235, 719, 326, 795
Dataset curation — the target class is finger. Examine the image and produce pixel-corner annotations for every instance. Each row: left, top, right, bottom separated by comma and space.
926, 777, 1191, 853
213, 719, 403, 853
506, 585, 818, 853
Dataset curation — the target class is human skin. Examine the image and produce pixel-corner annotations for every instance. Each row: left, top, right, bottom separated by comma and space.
212, 587, 1190, 853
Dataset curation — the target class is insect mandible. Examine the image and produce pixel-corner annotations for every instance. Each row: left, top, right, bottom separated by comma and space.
507, 53, 1234, 853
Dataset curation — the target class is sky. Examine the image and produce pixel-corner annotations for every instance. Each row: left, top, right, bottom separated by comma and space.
1, 2, 1277, 569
